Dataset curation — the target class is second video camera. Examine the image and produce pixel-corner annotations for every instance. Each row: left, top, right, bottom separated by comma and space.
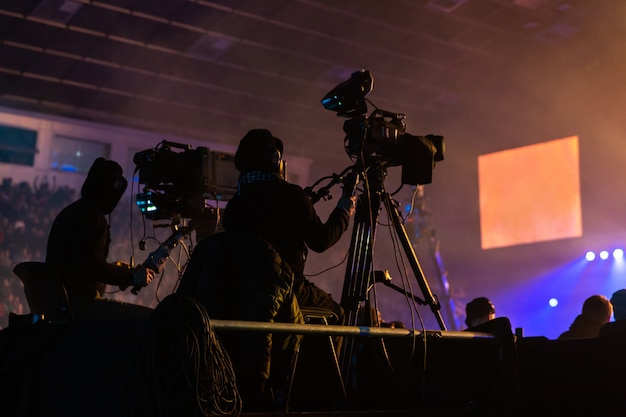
321, 69, 444, 185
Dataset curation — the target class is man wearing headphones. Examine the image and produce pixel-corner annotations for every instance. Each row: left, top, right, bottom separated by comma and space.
46, 157, 154, 319
222, 129, 356, 324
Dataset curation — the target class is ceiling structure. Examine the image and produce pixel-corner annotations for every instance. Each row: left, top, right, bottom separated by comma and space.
0, 0, 620, 167
2, 0, 626, 334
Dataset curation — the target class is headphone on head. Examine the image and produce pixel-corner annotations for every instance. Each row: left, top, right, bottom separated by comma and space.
268, 142, 283, 174
235, 129, 286, 177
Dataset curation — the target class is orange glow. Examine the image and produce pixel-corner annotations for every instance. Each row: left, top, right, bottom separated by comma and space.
478, 136, 582, 249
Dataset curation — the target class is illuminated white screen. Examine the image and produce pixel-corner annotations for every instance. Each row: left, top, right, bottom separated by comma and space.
478, 136, 582, 249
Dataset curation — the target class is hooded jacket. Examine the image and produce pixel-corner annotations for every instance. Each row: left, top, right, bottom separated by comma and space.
46, 158, 133, 299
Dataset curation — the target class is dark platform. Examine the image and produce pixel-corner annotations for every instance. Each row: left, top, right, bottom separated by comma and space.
1, 315, 625, 417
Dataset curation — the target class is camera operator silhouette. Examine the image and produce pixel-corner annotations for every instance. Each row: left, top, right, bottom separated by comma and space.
175, 129, 355, 410
45, 157, 154, 320
222, 128, 357, 324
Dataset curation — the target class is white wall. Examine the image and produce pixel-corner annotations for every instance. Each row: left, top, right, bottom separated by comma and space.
0, 107, 313, 194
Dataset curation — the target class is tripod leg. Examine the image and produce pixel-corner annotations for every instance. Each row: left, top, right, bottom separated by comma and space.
338, 194, 378, 378
382, 192, 447, 331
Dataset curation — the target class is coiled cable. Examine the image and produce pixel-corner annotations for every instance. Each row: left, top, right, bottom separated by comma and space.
122, 293, 241, 417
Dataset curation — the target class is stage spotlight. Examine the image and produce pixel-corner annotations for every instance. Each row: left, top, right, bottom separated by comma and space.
585, 251, 596, 261
600, 250, 609, 260
613, 248, 624, 260
549, 298, 559, 307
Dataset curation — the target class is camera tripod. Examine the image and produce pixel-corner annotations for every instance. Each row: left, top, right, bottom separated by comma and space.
336, 160, 446, 378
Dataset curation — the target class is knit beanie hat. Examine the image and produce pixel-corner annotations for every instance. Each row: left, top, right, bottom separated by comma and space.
234, 129, 283, 174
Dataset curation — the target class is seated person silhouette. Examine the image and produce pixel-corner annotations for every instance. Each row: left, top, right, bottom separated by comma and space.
610, 289, 626, 321
465, 297, 496, 329
558, 294, 612, 339
45, 157, 154, 320
177, 230, 302, 411
599, 289, 626, 340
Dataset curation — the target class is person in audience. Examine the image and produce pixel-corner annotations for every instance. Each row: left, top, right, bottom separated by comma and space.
465, 296, 496, 328
558, 294, 612, 339
597, 289, 626, 340
45, 157, 155, 320
609, 289, 626, 321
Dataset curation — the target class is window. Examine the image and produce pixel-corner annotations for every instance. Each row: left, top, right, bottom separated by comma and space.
0, 125, 38, 166
50, 136, 110, 174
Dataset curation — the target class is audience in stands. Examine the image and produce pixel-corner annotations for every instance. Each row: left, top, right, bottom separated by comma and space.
0, 177, 74, 328
558, 294, 612, 339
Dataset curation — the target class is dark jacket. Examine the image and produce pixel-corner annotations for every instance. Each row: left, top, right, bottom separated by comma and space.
45, 198, 133, 299
45, 159, 132, 299
222, 179, 350, 280
558, 314, 606, 339
177, 231, 302, 398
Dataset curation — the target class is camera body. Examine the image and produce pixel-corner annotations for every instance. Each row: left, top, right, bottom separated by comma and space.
133, 140, 238, 220
343, 109, 406, 159
134, 142, 210, 194
322, 69, 444, 185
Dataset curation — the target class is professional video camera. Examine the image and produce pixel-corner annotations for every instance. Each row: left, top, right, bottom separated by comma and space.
321, 69, 444, 185
133, 140, 238, 221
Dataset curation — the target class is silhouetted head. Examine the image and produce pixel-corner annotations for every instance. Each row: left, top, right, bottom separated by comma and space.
465, 297, 496, 328
81, 157, 127, 214
610, 289, 626, 321
581, 294, 612, 323
234, 129, 284, 175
